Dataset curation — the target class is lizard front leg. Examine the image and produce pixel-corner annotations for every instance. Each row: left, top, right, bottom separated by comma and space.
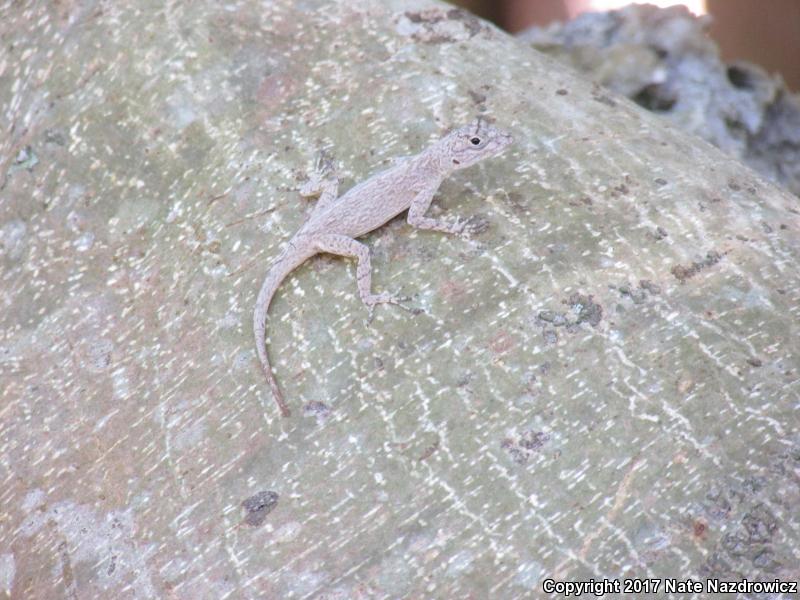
313, 234, 408, 320
300, 152, 339, 213
407, 186, 467, 235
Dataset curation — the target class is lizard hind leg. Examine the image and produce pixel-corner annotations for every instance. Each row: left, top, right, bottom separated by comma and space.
313, 234, 409, 321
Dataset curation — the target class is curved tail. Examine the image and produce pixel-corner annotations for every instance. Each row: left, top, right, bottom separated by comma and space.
254, 246, 314, 417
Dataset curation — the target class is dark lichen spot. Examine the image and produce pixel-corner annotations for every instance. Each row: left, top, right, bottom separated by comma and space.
401, 8, 485, 44
651, 226, 668, 241
593, 93, 617, 108
468, 89, 487, 105
44, 129, 67, 146
418, 439, 440, 462
10, 145, 38, 173
654, 177, 668, 186
566, 293, 603, 327
242, 491, 279, 526
403, 11, 427, 24
519, 430, 549, 451
542, 328, 558, 345
741, 504, 777, 543
722, 532, 748, 557
752, 549, 780, 571
693, 520, 708, 539
556, 88, 568, 96
670, 251, 723, 282
445, 8, 484, 36
303, 401, 331, 418
501, 191, 527, 215
698, 553, 734, 579
618, 284, 646, 304
537, 310, 568, 326
704, 487, 732, 521
639, 280, 661, 295
501, 430, 551, 465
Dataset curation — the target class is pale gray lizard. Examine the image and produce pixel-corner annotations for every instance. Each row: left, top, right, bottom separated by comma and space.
254, 120, 513, 417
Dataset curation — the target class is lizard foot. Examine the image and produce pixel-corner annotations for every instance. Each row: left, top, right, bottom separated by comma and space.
453, 215, 490, 236
364, 292, 412, 324
299, 151, 336, 198
314, 150, 335, 177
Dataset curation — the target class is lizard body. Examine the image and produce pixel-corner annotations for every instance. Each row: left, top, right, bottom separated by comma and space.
254, 120, 513, 416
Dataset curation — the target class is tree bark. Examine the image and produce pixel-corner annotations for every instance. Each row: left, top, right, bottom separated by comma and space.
1, 0, 798, 597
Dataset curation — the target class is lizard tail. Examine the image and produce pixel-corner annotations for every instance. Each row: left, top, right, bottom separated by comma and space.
254, 247, 315, 418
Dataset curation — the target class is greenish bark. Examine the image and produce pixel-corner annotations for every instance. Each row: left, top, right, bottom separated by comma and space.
1, 1, 798, 598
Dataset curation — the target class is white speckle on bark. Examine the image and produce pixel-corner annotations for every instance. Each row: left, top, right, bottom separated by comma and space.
0, 553, 15, 595
0, 220, 28, 262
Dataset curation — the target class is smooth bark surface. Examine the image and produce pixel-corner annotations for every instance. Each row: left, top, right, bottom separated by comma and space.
1, 1, 798, 598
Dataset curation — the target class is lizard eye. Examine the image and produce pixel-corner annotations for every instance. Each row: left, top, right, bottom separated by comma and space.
470, 137, 481, 146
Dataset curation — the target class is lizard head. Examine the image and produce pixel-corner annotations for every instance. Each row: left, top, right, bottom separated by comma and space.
442, 119, 513, 170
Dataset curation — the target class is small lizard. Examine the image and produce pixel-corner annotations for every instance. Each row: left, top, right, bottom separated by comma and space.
254, 120, 513, 417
